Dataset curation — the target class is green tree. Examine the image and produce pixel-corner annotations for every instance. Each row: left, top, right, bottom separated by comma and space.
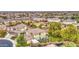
48, 22, 62, 42
52, 30, 61, 38
48, 22, 61, 36
16, 33, 28, 47
48, 28, 53, 36
64, 42, 77, 47
49, 22, 61, 31
61, 24, 78, 41
39, 24, 43, 29
31, 23, 37, 28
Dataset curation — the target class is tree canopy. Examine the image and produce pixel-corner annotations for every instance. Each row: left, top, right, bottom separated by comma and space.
61, 24, 78, 41
16, 33, 27, 47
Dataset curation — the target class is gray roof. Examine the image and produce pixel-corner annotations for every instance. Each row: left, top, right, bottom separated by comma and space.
63, 19, 76, 22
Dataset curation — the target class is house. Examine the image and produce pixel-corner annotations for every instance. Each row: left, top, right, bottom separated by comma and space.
47, 18, 61, 22
5, 31, 18, 39
7, 24, 27, 33
26, 28, 47, 36
61, 19, 77, 28
25, 28, 48, 40
62, 19, 77, 25
33, 18, 47, 22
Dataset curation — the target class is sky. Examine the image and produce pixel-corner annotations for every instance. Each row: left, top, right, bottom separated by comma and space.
0, 0, 79, 11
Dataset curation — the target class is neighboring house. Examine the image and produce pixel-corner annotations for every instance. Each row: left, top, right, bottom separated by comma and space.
62, 19, 77, 25
33, 18, 47, 22
61, 19, 77, 28
5, 32, 18, 39
6, 24, 27, 33
47, 18, 61, 22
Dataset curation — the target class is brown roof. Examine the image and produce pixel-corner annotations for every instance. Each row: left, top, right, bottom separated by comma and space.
25, 28, 48, 40
26, 28, 47, 35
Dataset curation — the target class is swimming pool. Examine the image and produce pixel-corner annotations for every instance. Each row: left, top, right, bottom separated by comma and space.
0, 39, 13, 47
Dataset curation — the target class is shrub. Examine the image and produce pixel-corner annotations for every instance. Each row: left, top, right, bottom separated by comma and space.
34, 34, 48, 43
31, 43, 48, 47
8, 22, 17, 26
61, 24, 78, 41
16, 33, 28, 47
64, 42, 77, 47
0, 29, 7, 37
49, 22, 61, 31
52, 30, 61, 38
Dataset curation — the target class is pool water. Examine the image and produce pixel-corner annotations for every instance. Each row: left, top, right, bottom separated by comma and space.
0, 40, 13, 47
